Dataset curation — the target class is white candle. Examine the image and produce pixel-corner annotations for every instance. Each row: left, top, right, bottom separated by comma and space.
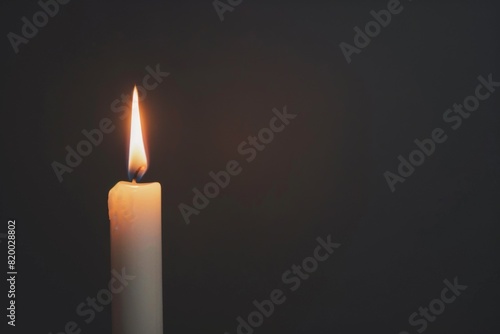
108, 86, 163, 334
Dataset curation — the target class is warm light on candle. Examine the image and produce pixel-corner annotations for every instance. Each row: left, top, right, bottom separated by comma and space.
128, 86, 148, 181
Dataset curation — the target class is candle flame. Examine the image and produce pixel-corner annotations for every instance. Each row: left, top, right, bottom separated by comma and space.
128, 86, 148, 181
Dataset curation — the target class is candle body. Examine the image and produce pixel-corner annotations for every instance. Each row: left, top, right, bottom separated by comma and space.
108, 181, 163, 334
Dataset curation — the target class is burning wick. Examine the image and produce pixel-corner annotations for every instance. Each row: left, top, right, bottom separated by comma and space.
132, 166, 146, 183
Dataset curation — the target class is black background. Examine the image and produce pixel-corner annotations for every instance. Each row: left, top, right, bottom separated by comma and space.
1, 0, 500, 333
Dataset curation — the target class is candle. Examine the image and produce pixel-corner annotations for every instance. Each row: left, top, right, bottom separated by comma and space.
108, 86, 163, 334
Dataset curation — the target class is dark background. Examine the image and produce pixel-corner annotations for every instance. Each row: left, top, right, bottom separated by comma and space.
1, 0, 499, 333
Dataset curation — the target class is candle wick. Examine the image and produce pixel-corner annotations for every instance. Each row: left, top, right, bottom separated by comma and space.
132, 166, 143, 182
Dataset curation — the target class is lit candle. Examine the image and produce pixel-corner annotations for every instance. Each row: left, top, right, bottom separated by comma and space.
108, 86, 163, 334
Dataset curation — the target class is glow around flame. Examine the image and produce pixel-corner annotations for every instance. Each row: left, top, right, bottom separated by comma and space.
128, 86, 148, 181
